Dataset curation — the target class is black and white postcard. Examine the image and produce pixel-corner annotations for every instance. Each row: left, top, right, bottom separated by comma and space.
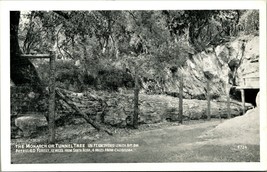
1, 0, 266, 171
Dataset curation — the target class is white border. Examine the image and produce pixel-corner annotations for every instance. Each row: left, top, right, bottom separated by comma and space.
0, 0, 265, 10
1, 1, 266, 171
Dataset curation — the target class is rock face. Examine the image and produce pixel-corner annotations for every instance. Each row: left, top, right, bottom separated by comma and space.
164, 49, 225, 99
216, 35, 259, 86
152, 35, 259, 100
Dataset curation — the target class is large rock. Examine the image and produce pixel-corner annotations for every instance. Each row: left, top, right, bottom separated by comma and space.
15, 114, 47, 137
164, 51, 226, 99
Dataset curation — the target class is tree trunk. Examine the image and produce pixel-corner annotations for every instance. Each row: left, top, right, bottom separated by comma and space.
133, 66, 139, 129
10, 11, 21, 57
10, 11, 43, 93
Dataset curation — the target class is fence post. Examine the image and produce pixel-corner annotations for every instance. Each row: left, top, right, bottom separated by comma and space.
48, 51, 56, 143
206, 79, 211, 120
178, 73, 183, 124
241, 89, 245, 115
133, 65, 139, 129
227, 91, 231, 119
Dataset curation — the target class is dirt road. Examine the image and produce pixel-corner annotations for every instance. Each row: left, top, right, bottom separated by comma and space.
11, 120, 259, 163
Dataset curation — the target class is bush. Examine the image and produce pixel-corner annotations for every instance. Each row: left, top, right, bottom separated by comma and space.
96, 69, 134, 91
11, 85, 48, 115
35, 60, 135, 92
35, 60, 85, 92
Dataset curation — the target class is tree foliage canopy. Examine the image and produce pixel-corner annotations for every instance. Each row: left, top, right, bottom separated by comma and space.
13, 10, 259, 91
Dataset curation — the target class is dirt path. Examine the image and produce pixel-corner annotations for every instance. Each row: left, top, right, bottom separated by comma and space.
11, 120, 259, 163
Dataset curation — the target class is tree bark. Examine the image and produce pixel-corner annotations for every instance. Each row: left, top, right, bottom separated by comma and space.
10, 11, 43, 93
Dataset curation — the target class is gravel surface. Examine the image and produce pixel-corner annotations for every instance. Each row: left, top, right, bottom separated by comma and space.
200, 107, 259, 145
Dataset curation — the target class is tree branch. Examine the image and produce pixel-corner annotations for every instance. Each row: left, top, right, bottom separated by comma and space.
53, 11, 70, 20
56, 24, 66, 59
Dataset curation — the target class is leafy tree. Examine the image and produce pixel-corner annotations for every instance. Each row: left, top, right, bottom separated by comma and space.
162, 10, 244, 52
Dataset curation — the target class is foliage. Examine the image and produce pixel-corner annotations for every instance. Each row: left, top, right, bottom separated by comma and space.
34, 59, 134, 92
97, 68, 134, 91
35, 60, 85, 92
238, 10, 259, 35
17, 10, 259, 92
11, 85, 48, 115
162, 10, 242, 51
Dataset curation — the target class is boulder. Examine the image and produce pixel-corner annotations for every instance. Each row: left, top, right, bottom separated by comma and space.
15, 114, 47, 137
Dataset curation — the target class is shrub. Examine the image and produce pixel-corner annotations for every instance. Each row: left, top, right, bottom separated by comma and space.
96, 69, 134, 91
35, 60, 135, 92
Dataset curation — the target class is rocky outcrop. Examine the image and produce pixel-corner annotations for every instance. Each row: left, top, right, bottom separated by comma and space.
149, 35, 259, 100
215, 35, 259, 86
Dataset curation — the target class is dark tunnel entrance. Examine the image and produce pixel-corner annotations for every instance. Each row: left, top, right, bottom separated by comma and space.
230, 87, 259, 107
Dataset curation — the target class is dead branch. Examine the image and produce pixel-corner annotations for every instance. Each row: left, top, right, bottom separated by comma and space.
55, 88, 113, 135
